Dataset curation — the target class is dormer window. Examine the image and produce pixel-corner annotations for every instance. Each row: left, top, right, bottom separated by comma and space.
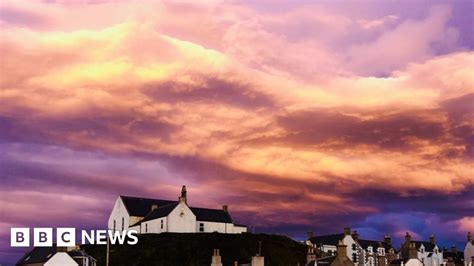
368, 247, 373, 254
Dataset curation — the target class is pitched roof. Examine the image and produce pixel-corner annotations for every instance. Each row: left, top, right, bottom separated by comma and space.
16, 246, 96, 265
140, 202, 179, 223
412, 241, 436, 252
120, 195, 176, 217
191, 206, 233, 223
358, 239, 393, 251
16, 246, 57, 265
443, 251, 464, 263
316, 255, 337, 265
309, 233, 345, 246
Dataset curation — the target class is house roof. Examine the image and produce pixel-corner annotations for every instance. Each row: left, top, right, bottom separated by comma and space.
16, 246, 95, 265
316, 255, 337, 265
120, 195, 176, 217
412, 241, 436, 252
191, 206, 233, 223
127, 197, 237, 225
443, 251, 464, 263
357, 239, 393, 251
140, 202, 179, 223
16, 246, 57, 265
309, 233, 345, 246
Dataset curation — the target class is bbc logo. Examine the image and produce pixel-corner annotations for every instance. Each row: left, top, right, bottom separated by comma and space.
11, 228, 76, 247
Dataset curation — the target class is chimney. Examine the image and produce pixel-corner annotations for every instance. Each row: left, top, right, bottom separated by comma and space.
344, 227, 351, 235
384, 235, 392, 245
337, 240, 347, 258
468, 232, 472, 242
405, 232, 412, 243
451, 245, 457, 252
307, 231, 314, 240
211, 249, 223, 266
429, 234, 435, 244
179, 185, 187, 204
351, 230, 359, 241
408, 243, 417, 259
151, 204, 158, 211
222, 205, 228, 213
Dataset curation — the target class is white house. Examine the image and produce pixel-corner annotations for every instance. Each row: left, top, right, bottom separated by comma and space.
307, 228, 361, 264
108, 185, 247, 234
401, 232, 444, 266
16, 246, 96, 266
308, 228, 398, 266
465, 232, 474, 266
391, 243, 423, 266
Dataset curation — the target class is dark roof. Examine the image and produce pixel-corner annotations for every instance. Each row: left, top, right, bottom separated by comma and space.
443, 251, 464, 263
316, 255, 337, 265
140, 203, 179, 223
16, 246, 96, 265
16, 246, 57, 265
191, 206, 233, 223
358, 239, 393, 250
120, 195, 176, 217
309, 233, 345, 246
412, 241, 436, 252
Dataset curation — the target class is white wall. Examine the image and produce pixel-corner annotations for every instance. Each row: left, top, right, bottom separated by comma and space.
196, 221, 235, 233
465, 242, 474, 266
44, 252, 78, 266
233, 225, 247, 234
108, 197, 131, 231
406, 258, 423, 266
142, 217, 168, 234
167, 201, 196, 233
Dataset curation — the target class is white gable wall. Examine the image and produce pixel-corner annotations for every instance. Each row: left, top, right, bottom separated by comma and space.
44, 252, 78, 266
108, 197, 131, 231
167, 201, 196, 233
465, 242, 474, 266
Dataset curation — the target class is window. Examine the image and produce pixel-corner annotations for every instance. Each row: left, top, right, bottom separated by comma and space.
352, 244, 357, 251
121, 217, 124, 231
161, 219, 164, 229
113, 220, 116, 231
199, 223, 204, 232
145, 224, 148, 233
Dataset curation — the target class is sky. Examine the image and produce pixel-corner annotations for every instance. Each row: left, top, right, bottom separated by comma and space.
0, 0, 473, 264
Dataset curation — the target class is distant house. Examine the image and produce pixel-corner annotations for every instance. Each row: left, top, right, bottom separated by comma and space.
108, 185, 247, 234
312, 240, 355, 266
16, 245, 96, 266
390, 243, 423, 266
464, 232, 474, 266
307, 227, 361, 262
307, 228, 396, 266
443, 246, 464, 266
400, 232, 444, 266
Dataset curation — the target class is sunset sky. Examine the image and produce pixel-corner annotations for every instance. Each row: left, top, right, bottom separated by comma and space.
0, 0, 473, 264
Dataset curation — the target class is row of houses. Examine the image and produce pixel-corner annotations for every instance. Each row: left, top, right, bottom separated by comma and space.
305, 228, 474, 266
16, 186, 474, 266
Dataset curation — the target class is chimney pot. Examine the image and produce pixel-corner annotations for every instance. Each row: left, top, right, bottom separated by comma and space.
468, 232, 472, 242
451, 245, 457, 252
429, 234, 435, 244
307, 231, 314, 240
222, 205, 228, 212
384, 235, 392, 245
151, 204, 158, 211
344, 227, 351, 235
